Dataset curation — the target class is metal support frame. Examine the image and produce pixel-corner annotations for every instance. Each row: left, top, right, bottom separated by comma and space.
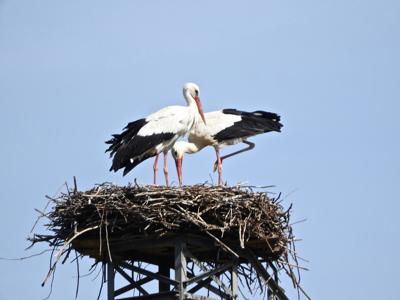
108, 262, 115, 300
159, 263, 170, 292
268, 288, 275, 300
268, 265, 280, 300
184, 248, 233, 299
105, 237, 288, 300
230, 264, 238, 300
174, 238, 187, 300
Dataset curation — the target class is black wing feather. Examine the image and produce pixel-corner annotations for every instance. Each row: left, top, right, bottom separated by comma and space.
105, 118, 175, 175
105, 119, 147, 156
214, 109, 283, 142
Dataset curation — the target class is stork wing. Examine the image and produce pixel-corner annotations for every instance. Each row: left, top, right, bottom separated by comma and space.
106, 106, 190, 175
211, 109, 283, 141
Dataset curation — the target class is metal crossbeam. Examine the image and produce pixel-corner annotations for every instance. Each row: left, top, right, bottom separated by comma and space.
116, 291, 177, 300
187, 273, 229, 299
115, 275, 153, 297
185, 263, 233, 286
185, 292, 219, 300
185, 249, 232, 297
104, 237, 289, 300
187, 276, 213, 294
120, 261, 177, 286
114, 266, 148, 296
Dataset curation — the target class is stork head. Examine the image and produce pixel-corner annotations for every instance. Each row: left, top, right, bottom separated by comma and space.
172, 141, 187, 160
183, 82, 200, 99
172, 141, 201, 186
183, 82, 206, 125
172, 141, 186, 186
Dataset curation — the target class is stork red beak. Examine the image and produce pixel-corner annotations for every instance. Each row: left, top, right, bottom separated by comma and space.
194, 96, 206, 125
175, 156, 183, 186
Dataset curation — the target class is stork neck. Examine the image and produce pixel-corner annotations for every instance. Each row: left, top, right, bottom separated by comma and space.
183, 142, 201, 155
183, 90, 203, 127
183, 91, 197, 109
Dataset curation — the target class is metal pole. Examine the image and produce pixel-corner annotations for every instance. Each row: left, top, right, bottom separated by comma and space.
159, 263, 170, 292
107, 262, 115, 300
132, 260, 135, 297
174, 239, 187, 300
231, 264, 238, 299
268, 268, 280, 300
268, 287, 275, 300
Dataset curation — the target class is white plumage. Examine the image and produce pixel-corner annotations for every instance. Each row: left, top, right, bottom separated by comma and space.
138, 106, 197, 136
106, 82, 206, 186
172, 109, 283, 185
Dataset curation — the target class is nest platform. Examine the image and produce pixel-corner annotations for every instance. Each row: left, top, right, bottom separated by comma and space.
31, 183, 305, 300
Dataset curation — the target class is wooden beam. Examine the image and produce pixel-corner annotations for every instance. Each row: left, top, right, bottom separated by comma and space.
111, 236, 175, 252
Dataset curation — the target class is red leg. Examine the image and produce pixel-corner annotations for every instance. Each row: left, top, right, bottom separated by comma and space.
153, 153, 160, 185
175, 157, 183, 186
213, 141, 255, 172
215, 149, 223, 185
163, 152, 169, 187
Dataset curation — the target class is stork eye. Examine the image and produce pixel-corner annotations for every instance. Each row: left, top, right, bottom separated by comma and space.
195, 90, 199, 96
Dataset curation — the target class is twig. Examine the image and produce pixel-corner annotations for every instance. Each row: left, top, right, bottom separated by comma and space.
0, 249, 52, 261
74, 251, 80, 299
54, 226, 100, 261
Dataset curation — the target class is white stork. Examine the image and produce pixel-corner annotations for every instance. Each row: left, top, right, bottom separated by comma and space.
172, 109, 283, 185
106, 82, 206, 186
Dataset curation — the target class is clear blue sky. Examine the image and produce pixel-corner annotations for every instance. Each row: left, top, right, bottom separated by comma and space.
1, 0, 399, 299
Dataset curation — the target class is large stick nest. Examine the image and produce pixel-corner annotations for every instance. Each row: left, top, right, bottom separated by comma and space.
30, 183, 306, 298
